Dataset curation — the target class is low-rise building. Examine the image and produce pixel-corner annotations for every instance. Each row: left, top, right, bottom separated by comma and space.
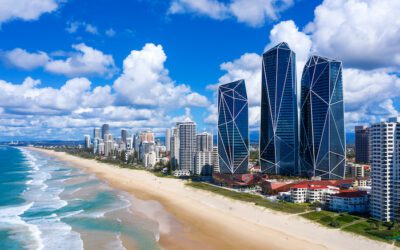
290, 184, 339, 204
330, 190, 369, 213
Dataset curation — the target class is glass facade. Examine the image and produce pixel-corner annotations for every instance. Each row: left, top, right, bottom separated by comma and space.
300, 56, 346, 179
218, 80, 249, 174
260, 42, 299, 175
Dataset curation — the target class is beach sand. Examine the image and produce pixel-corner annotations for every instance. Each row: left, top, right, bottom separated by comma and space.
30, 147, 397, 250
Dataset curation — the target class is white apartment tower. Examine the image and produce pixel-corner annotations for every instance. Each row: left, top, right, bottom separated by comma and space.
177, 118, 197, 173
170, 127, 180, 169
370, 117, 400, 222
165, 128, 171, 152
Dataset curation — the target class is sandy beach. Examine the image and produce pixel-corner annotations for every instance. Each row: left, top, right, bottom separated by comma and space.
30, 147, 397, 250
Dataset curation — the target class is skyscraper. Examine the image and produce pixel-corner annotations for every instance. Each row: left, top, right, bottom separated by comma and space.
196, 132, 213, 152
177, 119, 197, 173
121, 129, 128, 144
218, 80, 249, 174
165, 128, 171, 152
101, 124, 110, 139
370, 117, 400, 222
84, 135, 91, 149
93, 128, 100, 139
170, 127, 180, 169
299, 56, 346, 179
355, 126, 369, 164
260, 42, 298, 176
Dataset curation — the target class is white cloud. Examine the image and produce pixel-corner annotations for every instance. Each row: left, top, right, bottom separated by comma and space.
66, 21, 99, 35
168, 0, 294, 27
3, 48, 49, 70
207, 16, 400, 130
306, 0, 400, 69
113, 43, 209, 108
105, 28, 116, 37
3, 44, 116, 77
45, 43, 116, 77
0, 0, 59, 24
168, 0, 228, 20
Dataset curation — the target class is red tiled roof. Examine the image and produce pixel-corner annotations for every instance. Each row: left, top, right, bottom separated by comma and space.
291, 184, 330, 189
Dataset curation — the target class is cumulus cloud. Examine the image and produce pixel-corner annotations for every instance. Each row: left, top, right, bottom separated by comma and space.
0, 0, 59, 24
207, 11, 400, 130
3, 48, 49, 70
3, 44, 117, 77
45, 43, 116, 77
306, 0, 400, 69
168, 0, 294, 27
0, 43, 211, 140
113, 43, 209, 108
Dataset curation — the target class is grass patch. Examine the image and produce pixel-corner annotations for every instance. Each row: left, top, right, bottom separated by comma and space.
186, 182, 309, 214
301, 211, 361, 228
343, 219, 400, 245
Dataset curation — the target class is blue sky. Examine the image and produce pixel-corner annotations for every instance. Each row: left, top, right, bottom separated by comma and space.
0, 0, 399, 141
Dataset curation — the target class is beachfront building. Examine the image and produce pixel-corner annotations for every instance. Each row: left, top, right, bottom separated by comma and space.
196, 132, 213, 152
355, 126, 370, 164
212, 146, 219, 173
290, 184, 339, 204
195, 151, 213, 175
177, 118, 197, 174
93, 128, 100, 140
101, 124, 110, 139
218, 80, 249, 174
165, 128, 171, 152
121, 129, 128, 144
84, 135, 91, 149
170, 127, 180, 169
330, 190, 369, 213
299, 56, 346, 180
104, 134, 114, 157
370, 117, 400, 221
260, 42, 298, 176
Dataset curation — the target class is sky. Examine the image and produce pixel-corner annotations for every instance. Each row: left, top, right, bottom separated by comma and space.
0, 0, 399, 141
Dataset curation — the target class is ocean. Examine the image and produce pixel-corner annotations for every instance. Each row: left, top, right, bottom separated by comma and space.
0, 146, 164, 250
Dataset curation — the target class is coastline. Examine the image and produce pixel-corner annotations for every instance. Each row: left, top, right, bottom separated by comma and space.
29, 147, 397, 250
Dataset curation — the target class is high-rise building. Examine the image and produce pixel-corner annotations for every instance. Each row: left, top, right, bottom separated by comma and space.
170, 127, 180, 169
355, 126, 370, 164
177, 119, 197, 173
212, 146, 219, 173
196, 132, 213, 152
101, 124, 110, 139
121, 129, 128, 144
195, 151, 213, 176
93, 128, 100, 139
104, 134, 114, 157
140, 130, 155, 143
84, 135, 91, 149
299, 56, 346, 179
260, 42, 298, 176
218, 80, 249, 174
165, 128, 171, 152
370, 117, 400, 222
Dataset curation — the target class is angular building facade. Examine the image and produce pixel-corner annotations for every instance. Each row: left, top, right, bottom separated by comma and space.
218, 80, 249, 174
260, 42, 299, 175
299, 56, 346, 179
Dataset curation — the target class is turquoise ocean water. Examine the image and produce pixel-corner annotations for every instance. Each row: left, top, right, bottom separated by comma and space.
0, 146, 162, 250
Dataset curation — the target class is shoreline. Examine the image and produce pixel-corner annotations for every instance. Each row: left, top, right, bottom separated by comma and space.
29, 147, 397, 250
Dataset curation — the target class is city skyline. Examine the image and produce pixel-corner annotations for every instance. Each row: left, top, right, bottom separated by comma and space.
0, 0, 399, 141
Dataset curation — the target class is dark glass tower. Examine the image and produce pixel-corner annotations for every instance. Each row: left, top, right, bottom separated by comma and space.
218, 80, 249, 174
300, 56, 346, 179
260, 42, 298, 175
